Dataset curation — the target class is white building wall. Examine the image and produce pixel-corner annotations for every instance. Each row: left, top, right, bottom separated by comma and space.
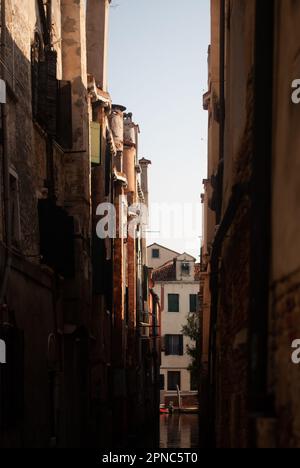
154, 281, 199, 397
147, 244, 179, 270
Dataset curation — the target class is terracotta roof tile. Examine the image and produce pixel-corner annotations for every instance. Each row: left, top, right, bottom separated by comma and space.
153, 262, 201, 282
152, 262, 176, 282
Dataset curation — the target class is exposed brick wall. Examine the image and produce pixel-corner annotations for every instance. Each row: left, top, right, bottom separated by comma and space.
216, 202, 250, 448
271, 274, 300, 448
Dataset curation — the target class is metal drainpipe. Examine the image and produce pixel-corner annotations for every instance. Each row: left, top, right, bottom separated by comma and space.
0, 0, 12, 306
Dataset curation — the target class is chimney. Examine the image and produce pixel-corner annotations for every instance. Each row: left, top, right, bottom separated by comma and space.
123, 113, 139, 194
109, 105, 126, 172
86, 0, 111, 91
139, 158, 152, 208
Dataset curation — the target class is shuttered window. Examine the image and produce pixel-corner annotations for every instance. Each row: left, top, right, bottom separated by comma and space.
32, 43, 73, 147
56, 81, 73, 149
165, 335, 184, 356
90, 122, 101, 165
36, 50, 58, 136
190, 294, 198, 313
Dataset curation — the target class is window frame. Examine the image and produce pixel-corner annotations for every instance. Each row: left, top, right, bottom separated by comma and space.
165, 334, 184, 356
152, 248, 160, 259
167, 371, 181, 391
168, 293, 180, 313
181, 262, 190, 276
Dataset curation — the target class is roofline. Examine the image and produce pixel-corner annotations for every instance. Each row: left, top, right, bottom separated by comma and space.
147, 243, 181, 256
152, 259, 174, 271
177, 252, 197, 261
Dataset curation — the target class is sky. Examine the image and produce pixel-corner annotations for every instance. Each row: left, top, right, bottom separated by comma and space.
108, 0, 210, 260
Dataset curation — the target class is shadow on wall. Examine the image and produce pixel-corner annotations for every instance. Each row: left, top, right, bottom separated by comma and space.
0, 18, 91, 447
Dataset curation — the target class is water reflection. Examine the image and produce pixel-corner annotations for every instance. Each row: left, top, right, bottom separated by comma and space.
160, 414, 199, 449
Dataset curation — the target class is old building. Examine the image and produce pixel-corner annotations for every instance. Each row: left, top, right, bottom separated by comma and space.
0, 0, 92, 448
150, 245, 200, 410
201, 0, 300, 449
0, 0, 160, 448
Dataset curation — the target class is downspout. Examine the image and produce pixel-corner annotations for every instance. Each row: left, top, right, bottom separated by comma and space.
0, 0, 12, 305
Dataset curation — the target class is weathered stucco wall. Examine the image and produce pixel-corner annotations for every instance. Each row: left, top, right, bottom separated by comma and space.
0, 0, 92, 447
154, 280, 199, 395
271, 0, 300, 448
147, 244, 179, 270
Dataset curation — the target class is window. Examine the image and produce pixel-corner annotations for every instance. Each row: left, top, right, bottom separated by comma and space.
152, 248, 160, 259
168, 294, 179, 313
56, 80, 73, 149
159, 374, 165, 390
38, 199, 75, 279
165, 335, 184, 356
31, 35, 72, 148
190, 294, 198, 313
90, 121, 101, 165
9, 170, 21, 247
181, 262, 190, 276
168, 371, 181, 391
31, 45, 58, 136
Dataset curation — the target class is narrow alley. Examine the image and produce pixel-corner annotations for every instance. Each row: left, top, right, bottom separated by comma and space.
1, 0, 300, 453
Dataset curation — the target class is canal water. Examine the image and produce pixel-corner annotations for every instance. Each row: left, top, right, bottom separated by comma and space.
160, 414, 199, 449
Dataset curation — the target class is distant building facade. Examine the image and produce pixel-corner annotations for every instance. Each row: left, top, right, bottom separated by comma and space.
149, 244, 200, 409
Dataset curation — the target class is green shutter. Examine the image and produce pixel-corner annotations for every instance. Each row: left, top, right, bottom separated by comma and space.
168, 294, 179, 312
165, 335, 170, 356
190, 294, 197, 313
90, 122, 101, 165
179, 335, 184, 355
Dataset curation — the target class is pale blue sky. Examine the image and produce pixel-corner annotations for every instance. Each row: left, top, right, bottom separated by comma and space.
108, 0, 210, 259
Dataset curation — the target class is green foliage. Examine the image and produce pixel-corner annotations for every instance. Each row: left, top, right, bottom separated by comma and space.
182, 313, 201, 379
